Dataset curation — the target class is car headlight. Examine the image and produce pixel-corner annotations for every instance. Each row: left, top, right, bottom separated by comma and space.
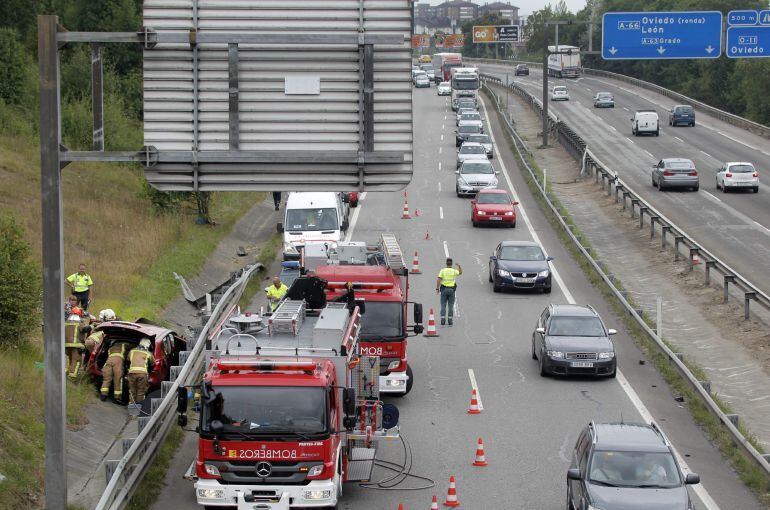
598, 352, 615, 359
303, 490, 332, 500
203, 464, 221, 477
546, 350, 565, 359
386, 379, 405, 386
458, 178, 467, 186
538, 270, 549, 277
387, 360, 401, 370
197, 488, 225, 499
283, 243, 298, 254
504, 211, 514, 216
498, 269, 510, 277
477, 210, 487, 215
489, 179, 498, 187
307, 464, 324, 477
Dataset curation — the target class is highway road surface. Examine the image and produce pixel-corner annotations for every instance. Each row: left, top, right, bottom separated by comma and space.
477, 62, 770, 303
151, 85, 765, 510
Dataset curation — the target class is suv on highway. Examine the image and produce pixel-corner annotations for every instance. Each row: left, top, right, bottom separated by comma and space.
567, 421, 700, 510
631, 110, 659, 136
669, 105, 695, 127
531, 304, 617, 377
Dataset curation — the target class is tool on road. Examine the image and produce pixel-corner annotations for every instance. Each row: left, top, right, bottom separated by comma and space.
424, 308, 439, 337
411, 251, 422, 274
467, 389, 481, 414
443, 475, 460, 507
472, 437, 488, 466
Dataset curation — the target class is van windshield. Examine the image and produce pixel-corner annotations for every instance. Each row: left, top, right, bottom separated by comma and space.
286, 208, 339, 231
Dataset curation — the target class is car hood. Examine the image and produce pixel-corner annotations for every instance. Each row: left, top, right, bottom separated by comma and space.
476, 203, 513, 213
458, 173, 496, 183
544, 335, 613, 352
588, 484, 688, 510
497, 259, 546, 273
458, 154, 487, 162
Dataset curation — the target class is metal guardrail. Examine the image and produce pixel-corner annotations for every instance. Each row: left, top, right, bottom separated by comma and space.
95, 263, 262, 510
480, 78, 770, 481
469, 57, 770, 139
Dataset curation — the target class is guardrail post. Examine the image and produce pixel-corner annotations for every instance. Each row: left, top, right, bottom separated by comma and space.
161, 380, 174, 398
622, 191, 629, 210
137, 416, 150, 435
723, 275, 735, 303
705, 261, 716, 285
688, 248, 699, 272
169, 365, 182, 382
661, 226, 671, 248
744, 292, 756, 320
674, 236, 684, 261
178, 350, 192, 365
699, 381, 712, 394
615, 184, 623, 203
650, 216, 659, 238
629, 198, 639, 218
104, 460, 120, 484
639, 206, 648, 228
607, 176, 614, 197
726, 414, 740, 427
122, 438, 135, 456
151, 397, 163, 415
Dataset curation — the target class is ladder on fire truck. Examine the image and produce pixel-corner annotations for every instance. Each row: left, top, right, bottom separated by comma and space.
379, 233, 405, 273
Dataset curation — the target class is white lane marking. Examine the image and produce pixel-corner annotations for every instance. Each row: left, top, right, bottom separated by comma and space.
616, 371, 721, 510
622, 106, 630, 111
441, 134, 444, 141
625, 137, 634, 144
443, 241, 450, 258
439, 146, 443, 154
575, 100, 581, 106
644, 150, 654, 159
609, 125, 617, 131
703, 191, 722, 203
467, 368, 484, 410
479, 96, 719, 510
674, 136, 684, 143
700, 150, 715, 159
754, 221, 770, 233
439, 161, 442, 171
442, 124, 445, 130
439, 206, 444, 220
438, 181, 442, 192
718, 130, 762, 152
584, 86, 592, 92
343, 192, 367, 241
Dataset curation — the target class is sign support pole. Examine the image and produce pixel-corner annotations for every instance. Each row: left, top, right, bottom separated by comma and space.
38, 14, 68, 510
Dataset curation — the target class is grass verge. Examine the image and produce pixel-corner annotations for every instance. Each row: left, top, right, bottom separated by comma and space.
483, 86, 770, 505
238, 233, 283, 310
126, 426, 184, 510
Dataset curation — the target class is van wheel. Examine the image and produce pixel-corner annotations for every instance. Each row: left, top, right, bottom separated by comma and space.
655, 129, 660, 136
754, 187, 759, 193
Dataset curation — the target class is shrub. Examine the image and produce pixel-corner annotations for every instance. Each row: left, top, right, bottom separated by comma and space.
0, 214, 40, 347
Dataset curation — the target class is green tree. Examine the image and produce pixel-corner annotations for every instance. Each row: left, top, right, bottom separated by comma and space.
0, 215, 41, 347
0, 28, 34, 106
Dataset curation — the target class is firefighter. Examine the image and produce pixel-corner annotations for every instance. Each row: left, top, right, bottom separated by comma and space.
436, 257, 462, 326
333, 281, 357, 313
100, 341, 127, 401
127, 338, 155, 404
84, 309, 115, 355
265, 276, 289, 312
64, 307, 87, 379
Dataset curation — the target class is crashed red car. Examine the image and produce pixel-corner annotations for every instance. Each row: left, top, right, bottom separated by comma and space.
471, 188, 518, 227
86, 321, 187, 403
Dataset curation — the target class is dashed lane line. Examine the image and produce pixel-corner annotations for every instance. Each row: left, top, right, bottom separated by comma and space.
703, 191, 722, 203
443, 240, 450, 258
439, 206, 444, 220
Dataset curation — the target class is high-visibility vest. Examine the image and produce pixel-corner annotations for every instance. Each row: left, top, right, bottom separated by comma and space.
266, 283, 288, 301
438, 267, 460, 288
128, 349, 155, 374
64, 320, 85, 348
68, 273, 93, 292
107, 342, 126, 359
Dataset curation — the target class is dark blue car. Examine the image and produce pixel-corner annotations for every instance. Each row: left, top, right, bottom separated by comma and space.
668, 105, 695, 127
488, 241, 553, 293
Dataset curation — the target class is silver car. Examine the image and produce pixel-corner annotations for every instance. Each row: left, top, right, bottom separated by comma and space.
466, 133, 494, 159
651, 158, 699, 191
456, 142, 489, 168
456, 113, 483, 131
593, 92, 614, 108
456, 160, 498, 197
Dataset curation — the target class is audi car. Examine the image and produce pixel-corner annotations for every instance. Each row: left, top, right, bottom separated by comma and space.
489, 241, 551, 292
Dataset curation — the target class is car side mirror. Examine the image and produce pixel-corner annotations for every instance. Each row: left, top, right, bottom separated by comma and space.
455, 170, 460, 174
608, 329, 617, 335
536, 327, 545, 334
546, 256, 554, 261
489, 255, 497, 261
276, 222, 284, 233
567, 468, 581, 480
495, 171, 500, 175
685, 473, 700, 485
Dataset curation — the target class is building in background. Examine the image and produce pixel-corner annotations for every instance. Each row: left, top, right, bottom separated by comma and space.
415, 16, 457, 36
478, 2, 519, 24
435, 0, 479, 23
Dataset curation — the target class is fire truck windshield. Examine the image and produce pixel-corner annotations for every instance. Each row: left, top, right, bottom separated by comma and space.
360, 301, 404, 339
203, 386, 327, 436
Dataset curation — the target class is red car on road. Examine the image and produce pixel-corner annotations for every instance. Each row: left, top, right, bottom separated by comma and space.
471, 189, 518, 227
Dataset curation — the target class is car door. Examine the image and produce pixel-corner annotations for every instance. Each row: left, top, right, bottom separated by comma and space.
568, 428, 588, 505
535, 306, 550, 352
490, 243, 501, 278
716, 165, 725, 186
653, 160, 663, 184
573, 433, 592, 508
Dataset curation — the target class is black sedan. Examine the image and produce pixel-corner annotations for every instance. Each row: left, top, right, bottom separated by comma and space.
488, 241, 552, 293
514, 64, 529, 76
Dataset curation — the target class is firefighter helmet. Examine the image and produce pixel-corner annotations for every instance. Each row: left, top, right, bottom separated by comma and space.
99, 308, 116, 321
139, 338, 151, 350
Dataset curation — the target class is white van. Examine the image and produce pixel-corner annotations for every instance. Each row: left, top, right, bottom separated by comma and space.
631, 110, 659, 136
279, 192, 350, 259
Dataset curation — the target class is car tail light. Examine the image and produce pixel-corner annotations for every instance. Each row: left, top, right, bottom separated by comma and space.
688, 171, 698, 176
725, 172, 733, 178
662, 169, 673, 176
753, 171, 759, 178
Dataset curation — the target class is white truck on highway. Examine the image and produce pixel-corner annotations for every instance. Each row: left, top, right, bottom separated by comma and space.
548, 45, 581, 78
451, 67, 480, 111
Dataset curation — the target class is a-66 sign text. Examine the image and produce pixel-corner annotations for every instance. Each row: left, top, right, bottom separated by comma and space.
473, 25, 519, 43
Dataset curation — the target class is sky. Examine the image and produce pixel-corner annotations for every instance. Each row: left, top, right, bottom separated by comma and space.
426, 0, 588, 18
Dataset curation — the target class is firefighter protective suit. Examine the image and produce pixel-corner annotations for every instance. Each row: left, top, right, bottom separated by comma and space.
127, 339, 155, 404
100, 342, 127, 400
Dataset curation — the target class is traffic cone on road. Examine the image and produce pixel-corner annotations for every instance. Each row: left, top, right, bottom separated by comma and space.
430, 495, 439, 510
424, 308, 439, 337
411, 251, 422, 274
402, 198, 411, 219
443, 475, 460, 507
397, 504, 404, 510
467, 389, 481, 415
472, 437, 488, 466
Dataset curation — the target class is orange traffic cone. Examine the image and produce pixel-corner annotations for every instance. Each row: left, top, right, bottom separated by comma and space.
402, 199, 411, 219
424, 308, 439, 337
411, 251, 422, 274
467, 389, 481, 415
430, 495, 439, 510
397, 505, 404, 510
443, 475, 460, 507
472, 437, 488, 466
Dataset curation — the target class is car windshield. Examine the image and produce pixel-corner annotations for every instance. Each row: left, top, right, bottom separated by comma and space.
499, 245, 544, 261
360, 302, 404, 339
452, 77, 479, 90
286, 208, 338, 231
458, 102, 475, 109
440, 82, 450, 87
460, 114, 481, 121
415, 71, 426, 77
468, 135, 491, 144
666, 161, 694, 170
547, 316, 605, 336
461, 162, 493, 174
477, 193, 510, 205
421, 65, 433, 71
459, 125, 481, 134
675, 106, 693, 114
597, 93, 612, 99
202, 386, 326, 436
589, 451, 682, 488
461, 145, 485, 154
517, 65, 527, 69
729, 164, 755, 173
554, 87, 567, 93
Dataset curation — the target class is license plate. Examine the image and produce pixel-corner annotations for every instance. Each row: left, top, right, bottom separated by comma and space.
488, 217, 502, 221
571, 361, 594, 368
516, 277, 535, 283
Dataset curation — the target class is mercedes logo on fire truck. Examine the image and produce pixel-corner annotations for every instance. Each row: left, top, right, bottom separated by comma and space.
255, 462, 272, 478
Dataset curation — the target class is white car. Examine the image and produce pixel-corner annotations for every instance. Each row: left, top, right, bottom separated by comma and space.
456, 142, 489, 168
456, 112, 483, 131
716, 162, 759, 193
551, 86, 569, 101
437, 81, 451, 96
456, 160, 498, 197
413, 71, 430, 88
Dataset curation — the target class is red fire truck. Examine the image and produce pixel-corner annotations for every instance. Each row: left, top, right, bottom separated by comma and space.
179, 300, 398, 509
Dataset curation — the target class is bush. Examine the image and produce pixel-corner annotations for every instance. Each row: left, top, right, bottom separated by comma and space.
0, 214, 40, 347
